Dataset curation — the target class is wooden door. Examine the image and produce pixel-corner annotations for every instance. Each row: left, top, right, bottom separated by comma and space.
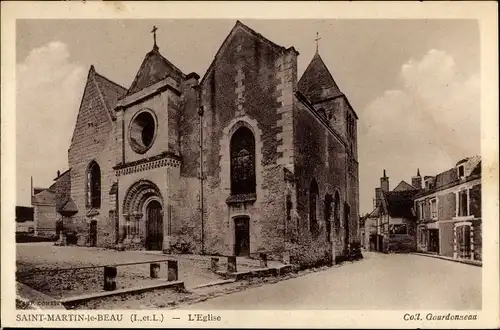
146, 200, 163, 251
234, 217, 250, 256
457, 225, 471, 259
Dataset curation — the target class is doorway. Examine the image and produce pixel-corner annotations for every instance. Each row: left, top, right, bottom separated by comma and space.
234, 216, 250, 256
428, 229, 439, 254
146, 200, 163, 251
456, 225, 471, 259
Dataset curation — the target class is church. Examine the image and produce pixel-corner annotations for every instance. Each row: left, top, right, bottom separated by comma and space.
57, 21, 359, 266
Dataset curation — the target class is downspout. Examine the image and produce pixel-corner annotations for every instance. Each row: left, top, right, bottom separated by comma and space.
194, 84, 205, 254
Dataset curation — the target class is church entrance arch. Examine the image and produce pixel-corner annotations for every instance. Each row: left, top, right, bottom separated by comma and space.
122, 180, 164, 250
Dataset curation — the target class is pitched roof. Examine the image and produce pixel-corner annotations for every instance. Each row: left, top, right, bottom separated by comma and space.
469, 161, 481, 177
93, 70, 127, 118
127, 47, 185, 96
383, 190, 418, 220
33, 187, 47, 195
367, 206, 380, 218
200, 20, 291, 85
32, 182, 57, 205
298, 52, 344, 104
393, 180, 417, 192
54, 169, 72, 211
58, 197, 78, 216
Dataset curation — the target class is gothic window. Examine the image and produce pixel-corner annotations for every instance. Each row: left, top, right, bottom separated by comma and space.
87, 161, 101, 208
309, 179, 319, 234
230, 126, 256, 195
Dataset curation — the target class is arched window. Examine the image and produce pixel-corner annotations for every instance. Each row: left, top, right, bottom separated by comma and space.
230, 126, 256, 195
87, 161, 101, 208
309, 179, 319, 234
334, 191, 340, 234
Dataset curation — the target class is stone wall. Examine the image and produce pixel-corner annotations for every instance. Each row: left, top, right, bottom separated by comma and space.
198, 28, 294, 258
34, 205, 57, 237
293, 99, 349, 263
438, 192, 456, 220
439, 221, 455, 257
67, 72, 116, 248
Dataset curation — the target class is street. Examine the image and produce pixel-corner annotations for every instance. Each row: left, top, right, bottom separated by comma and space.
185, 252, 482, 310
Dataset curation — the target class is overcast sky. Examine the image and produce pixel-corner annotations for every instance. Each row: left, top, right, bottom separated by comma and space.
16, 19, 480, 213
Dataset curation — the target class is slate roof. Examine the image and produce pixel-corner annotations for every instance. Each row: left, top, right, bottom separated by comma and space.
383, 190, 418, 220
58, 198, 78, 216
127, 47, 185, 96
54, 169, 72, 213
33, 188, 47, 195
32, 182, 57, 205
414, 157, 481, 198
393, 180, 417, 192
93, 70, 127, 118
298, 52, 344, 104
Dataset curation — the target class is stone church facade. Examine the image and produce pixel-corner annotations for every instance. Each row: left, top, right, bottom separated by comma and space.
64, 21, 359, 266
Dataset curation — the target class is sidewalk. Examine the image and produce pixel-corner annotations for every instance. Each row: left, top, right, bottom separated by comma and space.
412, 252, 482, 267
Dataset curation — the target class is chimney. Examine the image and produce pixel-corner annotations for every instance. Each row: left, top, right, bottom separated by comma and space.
411, 168, 422, 189
380, 169, 389, 192
374, 187, 382, 207
57, 170, 61, 178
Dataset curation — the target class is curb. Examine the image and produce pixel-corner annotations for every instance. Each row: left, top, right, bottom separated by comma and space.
412, 253, 482, 267
59, 280, 185, 306
191, 279, 236, 289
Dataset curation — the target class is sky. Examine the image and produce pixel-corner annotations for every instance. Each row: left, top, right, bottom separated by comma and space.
16, 19, 480, 214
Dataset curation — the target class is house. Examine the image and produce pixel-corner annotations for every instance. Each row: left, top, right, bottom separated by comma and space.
414, 156, 481, 261
31, 169, 76, 238
363, 170, 420, 252
57, 21, 360, 266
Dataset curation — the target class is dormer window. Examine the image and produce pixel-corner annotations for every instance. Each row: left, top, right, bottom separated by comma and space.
457, 165, 465, 178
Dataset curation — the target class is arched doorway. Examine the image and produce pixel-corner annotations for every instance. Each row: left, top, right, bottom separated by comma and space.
122, 180, 164, 250
145, 200, 163, 251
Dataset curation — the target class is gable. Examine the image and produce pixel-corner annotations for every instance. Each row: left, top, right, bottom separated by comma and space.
384, 191, 418, 220
69, 66, 118, 151
127, 48, 184, 96
393, 180, 417, 192
94, 72, 127, 119
200, 20, 288, 85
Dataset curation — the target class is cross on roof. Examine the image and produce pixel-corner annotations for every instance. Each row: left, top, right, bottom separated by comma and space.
151, 25, 158, 50
315, 32, 321, 53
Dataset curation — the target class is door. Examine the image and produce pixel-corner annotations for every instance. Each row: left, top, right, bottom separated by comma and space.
457, 225, 471, 259
428, 229, 439, 253
234, 217, 250, 256
146, 200, 163, 251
